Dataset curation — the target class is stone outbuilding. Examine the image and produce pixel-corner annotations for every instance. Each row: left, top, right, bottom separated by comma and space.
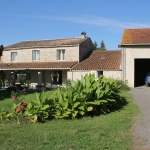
119, 28, 150, 87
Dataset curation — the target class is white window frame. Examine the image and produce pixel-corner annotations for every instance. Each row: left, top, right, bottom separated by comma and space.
57, 49, 65, 60
33, 50, 40, 61
11, 52, 18, 62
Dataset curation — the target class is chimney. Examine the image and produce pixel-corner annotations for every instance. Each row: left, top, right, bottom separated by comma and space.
81, 31, 86, 38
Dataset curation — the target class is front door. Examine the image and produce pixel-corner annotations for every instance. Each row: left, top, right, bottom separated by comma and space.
51, 70, 62, 85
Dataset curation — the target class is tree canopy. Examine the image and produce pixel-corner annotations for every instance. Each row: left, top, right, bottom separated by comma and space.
0, 45, 4, 56
93, 40, 106, 50
93, 41, 98, 50
99, 40, 106, 50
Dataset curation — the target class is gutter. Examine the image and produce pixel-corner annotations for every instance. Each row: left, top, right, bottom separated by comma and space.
0, 67, 74, 70
71, 68, 122, 71
69, 62, 80, 80
118, 43, 150, 48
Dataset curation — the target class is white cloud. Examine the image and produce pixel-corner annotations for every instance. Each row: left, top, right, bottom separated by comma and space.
13, 14, 150, 28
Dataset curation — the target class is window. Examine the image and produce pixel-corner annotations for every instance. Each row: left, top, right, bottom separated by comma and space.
26, 73, 31, 80
33, 50, 40, 61
11, 52, 18, 62
57, 50, 65, 60
98, 71, 103, 77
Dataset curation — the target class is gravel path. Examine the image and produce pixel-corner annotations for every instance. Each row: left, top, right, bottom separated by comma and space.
131, 87, 150, 150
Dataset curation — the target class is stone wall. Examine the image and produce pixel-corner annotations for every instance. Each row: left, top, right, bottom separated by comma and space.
67, 70, 122, 81
103, 70, 122, 80
79, 38, 94, 62
1, 46, 79, 63
67, 70, 97, 81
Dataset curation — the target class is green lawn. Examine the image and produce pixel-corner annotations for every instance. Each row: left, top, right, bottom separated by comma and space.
0, 90, 139, 150
0, 90, 54, 112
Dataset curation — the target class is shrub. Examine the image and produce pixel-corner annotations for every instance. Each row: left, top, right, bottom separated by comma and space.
115, 79, 130, 91
13, 91, 50, 124
65, 79, 72, 88
11, 89, 26, 104
1, 74, 127, 123
52, 74, 125, 118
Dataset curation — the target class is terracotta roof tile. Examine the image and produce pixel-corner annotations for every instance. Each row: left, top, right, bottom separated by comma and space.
72, 50, 121, 70
0, 61, 78, 70
121, 28, 150, 45
4, 38, 88, 50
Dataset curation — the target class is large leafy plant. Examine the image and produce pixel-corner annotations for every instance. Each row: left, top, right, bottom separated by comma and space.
53, 74, 123, 118
1, 74, 125, 124
12, 91, 52, 123
71, 74, 123, 114
53, 87, 89, 119
23, 91, 52, 123
0, 110, 12, 121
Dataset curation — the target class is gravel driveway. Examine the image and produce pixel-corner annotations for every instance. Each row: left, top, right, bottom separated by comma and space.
131, 87, 150, 150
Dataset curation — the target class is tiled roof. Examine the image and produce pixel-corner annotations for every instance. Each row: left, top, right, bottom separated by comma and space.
72, 50, 121, 70
0, 61, 78, 70
4, 38, 88, 50
121, 28, 150, 45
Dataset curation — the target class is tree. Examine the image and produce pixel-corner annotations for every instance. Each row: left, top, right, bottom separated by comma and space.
0, 45, 3, 56
99, 40, 106, 50
93, 41, 98, 50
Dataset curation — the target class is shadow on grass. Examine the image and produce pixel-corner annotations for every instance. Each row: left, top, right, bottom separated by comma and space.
109, 96, 128, 112
85, 95, 129, 118
0, 90, 12, 100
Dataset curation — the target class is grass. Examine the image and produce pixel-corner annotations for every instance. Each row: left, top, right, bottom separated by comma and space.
0, 90, 139, 150
0, 90, 53, 112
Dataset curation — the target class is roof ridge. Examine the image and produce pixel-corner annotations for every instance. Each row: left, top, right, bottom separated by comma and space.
124, 28, 150, 30
4, 37, 89, 49
21, 37, 83, 42
93, 50, 121, 52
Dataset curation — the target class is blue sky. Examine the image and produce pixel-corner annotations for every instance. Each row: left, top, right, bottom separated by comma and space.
1, 0, 150, 50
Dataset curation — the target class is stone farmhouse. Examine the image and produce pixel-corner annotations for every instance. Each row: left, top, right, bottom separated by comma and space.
0, 28, 150, 88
